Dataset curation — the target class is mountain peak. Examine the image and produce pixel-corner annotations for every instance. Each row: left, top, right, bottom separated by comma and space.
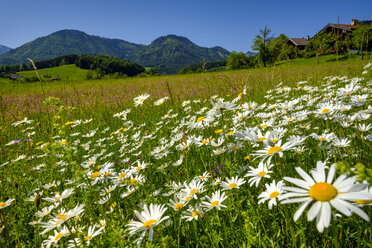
150, 34, 194, 46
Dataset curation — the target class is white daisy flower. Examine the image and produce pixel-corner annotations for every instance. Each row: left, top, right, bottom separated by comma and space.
126, 204, 169, 247
202, 190, 228, 211
281, 162, 372, 232
245, 161, 273, 187
220, 176, 246, 190
134, 94, 150, 107
258, 180, 286, 209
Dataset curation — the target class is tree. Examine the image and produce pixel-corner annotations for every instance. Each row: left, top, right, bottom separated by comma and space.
352, 25, 372, 60
305, 32, 334, 64
251, 27, 273, 67
226, 52, 254, 70
268, 34, 299, 62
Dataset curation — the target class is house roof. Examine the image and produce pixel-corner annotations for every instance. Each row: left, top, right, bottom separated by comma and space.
313, 23, 357, 38
287, 38, 310, 46
325, 24, 357, 31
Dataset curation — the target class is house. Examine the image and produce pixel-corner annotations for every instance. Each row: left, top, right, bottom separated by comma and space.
287, 37, 310, 50
313, 19, 372, 39
9, 74, 23, 80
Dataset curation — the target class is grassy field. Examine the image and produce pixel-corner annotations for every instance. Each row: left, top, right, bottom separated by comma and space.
0, 55, 370, 122
0, 56, 371, 247
17, 64, 89, 81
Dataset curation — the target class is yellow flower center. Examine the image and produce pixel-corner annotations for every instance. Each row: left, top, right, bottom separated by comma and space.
143, 219, 156, 229
200, 176, 205, 179
54, 233, 63, 241
346, 91, 350, 95
355, 200, 372, 205
244, 155, 250, 160
202, 140, 208, 144
259, 137, 266, 141
215, 129, 223, 134
211, 201, 219, 207
104, 172, 110, 177
84, 235, 92, 241
190, 189, 198, 194
270, 191, 279, 198
192, 210, 199, 217
130, 179, 137, 184
119, 173, 127, 179
271, 139, 278, 143
309, 182, 338, 202
139, 98, 145, 103
135, 166, 142, 172
197, 117, 205, 123
0, 203, 6, 207
229, 183, 237, 188
185, 196, 192, 201
59, 214, 67, 221
268, 146, 282, 155
321, 108, 330, 113
231, 146, 238, 150
175, 203, 183, 210
262, 124, 267, 129
319, 137, 324, 141
257, 171, 266, 177
227, 131, 234, 135
90, 171, 100, 178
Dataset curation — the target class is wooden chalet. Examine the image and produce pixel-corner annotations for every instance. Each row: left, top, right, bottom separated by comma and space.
313, 19, 372, 39
287, 38, 310, 50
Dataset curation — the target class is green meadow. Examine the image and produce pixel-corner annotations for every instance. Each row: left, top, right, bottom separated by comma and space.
0, 56, 372, 247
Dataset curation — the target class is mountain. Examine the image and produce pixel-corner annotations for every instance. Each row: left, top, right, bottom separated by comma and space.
0, 45, 12, 55
245, 51, 257, 58
134, 35, 230, 74
0, 30, 230, 74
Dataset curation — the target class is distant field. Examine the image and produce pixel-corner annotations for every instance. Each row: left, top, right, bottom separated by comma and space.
17, 64, 89, 81
0, 55, 371, 123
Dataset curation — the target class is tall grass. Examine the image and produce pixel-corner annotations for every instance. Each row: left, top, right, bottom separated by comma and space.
0, 57, 371, 247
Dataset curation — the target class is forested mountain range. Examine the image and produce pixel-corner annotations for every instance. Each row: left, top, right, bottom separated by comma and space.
0, 45, 11, 55
0, 30, 230, 74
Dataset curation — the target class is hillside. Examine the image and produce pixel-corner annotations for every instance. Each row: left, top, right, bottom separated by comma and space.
0, 45, 11, 55
0, 30, 230, 74
17, 64, 89, 81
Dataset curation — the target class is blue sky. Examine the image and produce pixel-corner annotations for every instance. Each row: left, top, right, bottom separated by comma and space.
1, 0, 371, 52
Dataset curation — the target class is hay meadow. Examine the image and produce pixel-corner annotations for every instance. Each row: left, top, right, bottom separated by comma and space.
0, 57, 372, 247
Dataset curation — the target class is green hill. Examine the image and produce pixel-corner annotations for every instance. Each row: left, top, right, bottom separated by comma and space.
0, 30, 230, 74
18, 64, 89, 81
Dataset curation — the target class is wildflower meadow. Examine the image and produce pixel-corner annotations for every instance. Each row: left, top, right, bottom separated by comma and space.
1, 62, 372, 247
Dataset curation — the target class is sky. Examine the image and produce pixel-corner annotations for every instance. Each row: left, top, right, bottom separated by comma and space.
1, 0, 371, 52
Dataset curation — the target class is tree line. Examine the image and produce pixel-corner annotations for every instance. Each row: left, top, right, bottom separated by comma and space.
0, 54, 145, 77
187, 24, 372, 73
253, 25, 372, 67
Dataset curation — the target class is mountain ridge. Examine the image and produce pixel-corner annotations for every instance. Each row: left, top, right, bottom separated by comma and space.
0, 29, 230, 74
0, 45, 12, 55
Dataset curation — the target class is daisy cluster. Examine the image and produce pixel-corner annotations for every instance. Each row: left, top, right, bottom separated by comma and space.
1, 64, 372, 247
